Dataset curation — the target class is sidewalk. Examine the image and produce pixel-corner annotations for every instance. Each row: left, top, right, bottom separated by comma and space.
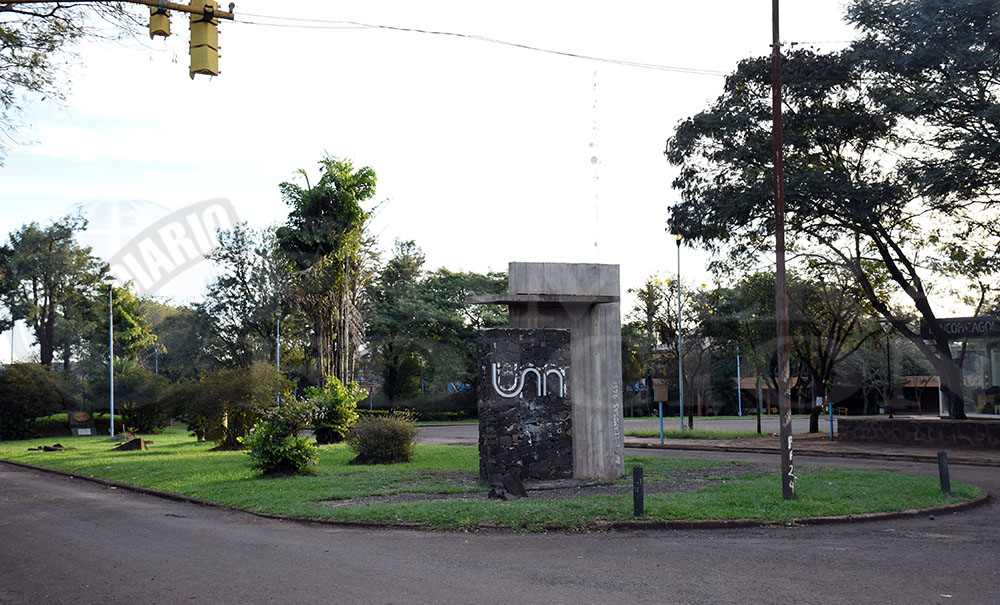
626, 432, 1000, 467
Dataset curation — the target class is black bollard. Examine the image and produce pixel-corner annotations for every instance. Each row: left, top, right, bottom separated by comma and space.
633, 466, 644, 517
937, 451, 951, 493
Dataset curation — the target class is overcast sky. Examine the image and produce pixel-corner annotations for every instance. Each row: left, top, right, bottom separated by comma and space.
0, 1, 858, 359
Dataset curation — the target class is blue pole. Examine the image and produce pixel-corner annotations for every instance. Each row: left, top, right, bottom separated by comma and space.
108, 284, 114, 438
658, 401, 664, 444
829, 396, 834, 440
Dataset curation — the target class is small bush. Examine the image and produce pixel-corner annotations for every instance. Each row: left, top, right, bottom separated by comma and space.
346, 411, 418, 464
306, 376, 364, 444
239, 399, 318, 475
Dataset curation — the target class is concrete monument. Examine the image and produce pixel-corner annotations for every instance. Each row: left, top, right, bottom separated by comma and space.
469, 262, 624, 482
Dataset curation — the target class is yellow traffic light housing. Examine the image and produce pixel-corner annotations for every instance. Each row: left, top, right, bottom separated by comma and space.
189, 0, 220, 78
149, 7, 171, 39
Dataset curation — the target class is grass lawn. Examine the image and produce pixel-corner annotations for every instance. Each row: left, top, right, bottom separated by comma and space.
0, 426, 982, 532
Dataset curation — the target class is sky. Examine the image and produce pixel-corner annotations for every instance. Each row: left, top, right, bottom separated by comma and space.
0, 0, 859, 361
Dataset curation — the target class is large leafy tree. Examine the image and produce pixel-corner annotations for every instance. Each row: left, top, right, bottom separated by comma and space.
665, 11, 998, 418
202, 223, 290, 368
0, 214, 104, 367
276, 156, 376, 385
365, 240, 507, 401
0, 2, 140, 163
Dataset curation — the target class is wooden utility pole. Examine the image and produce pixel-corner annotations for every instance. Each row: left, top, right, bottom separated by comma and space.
771, 0, 795, 500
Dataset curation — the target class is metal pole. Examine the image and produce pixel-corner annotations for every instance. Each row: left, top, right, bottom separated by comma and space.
659, 401, 664, 444
737, 348, 743, 417
276, 315, 281, 404
772, 0, 795, 499
676, 235, 684, 430
829, 395, 835, 440
108, 285, 115, 438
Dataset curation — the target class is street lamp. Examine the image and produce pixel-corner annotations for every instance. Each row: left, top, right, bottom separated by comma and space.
674, 233, 684, 429
275, 310, 282, 404
103, 275, 116, 438
879, 318, 892, 416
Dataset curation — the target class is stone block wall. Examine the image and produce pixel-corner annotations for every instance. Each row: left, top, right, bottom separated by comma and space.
477, 328, 572, 485
838, 417, 1000, 449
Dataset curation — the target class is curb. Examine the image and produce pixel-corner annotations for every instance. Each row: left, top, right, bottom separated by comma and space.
601, 492, 991, 531
2, 458, 990, 533
624, 441, 1000, 468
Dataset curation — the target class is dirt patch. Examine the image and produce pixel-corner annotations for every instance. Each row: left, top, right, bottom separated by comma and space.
323, 463, 780, 508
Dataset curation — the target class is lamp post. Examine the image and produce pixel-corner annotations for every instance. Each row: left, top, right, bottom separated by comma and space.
103, 275, 116, 438
275, 310, 282, 404
879, 319, 892, 416
674, 233, 684, 429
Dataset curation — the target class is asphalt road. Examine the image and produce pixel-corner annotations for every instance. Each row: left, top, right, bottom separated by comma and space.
418, 416, 831, 445
2, 426, 997, 604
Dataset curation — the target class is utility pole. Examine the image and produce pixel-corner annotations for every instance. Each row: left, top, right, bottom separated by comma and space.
771, 0, 795, 500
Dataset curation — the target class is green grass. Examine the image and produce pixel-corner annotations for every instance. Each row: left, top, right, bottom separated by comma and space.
0, 427, 981, 531
626, 428, 770, 439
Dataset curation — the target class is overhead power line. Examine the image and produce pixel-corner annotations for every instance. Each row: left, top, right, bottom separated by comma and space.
235, 12, 729, 76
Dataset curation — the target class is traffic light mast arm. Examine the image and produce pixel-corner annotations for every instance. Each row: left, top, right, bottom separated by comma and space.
3, 1, 235, 20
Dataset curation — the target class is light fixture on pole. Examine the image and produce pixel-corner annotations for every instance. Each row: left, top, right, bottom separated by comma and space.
879, 318, 892, 416
275, 310, 282, 404
674, 233, 684, 430
103, 275, 116, 438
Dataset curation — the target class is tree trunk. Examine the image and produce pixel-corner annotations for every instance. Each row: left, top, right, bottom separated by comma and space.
808, 383, 826, 433
938, 359, 967, 419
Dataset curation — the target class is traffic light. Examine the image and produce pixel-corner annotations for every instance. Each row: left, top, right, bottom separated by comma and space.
189, 0, 220, 78
149, 7, 170, 39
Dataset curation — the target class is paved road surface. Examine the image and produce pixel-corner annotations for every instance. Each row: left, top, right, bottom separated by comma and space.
2, 446, 997, 604
418, 416, 832, 445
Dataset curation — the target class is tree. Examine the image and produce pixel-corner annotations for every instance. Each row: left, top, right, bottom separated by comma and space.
625, 275, 719, 416
625, 278, 670, 414
90, 358, 169, 433
366, 240, 429, 401
0, 214, 104, 367
165, 362, 291, 449
149, 305, 214, 380
365, 240, 507, 402
202, 223, 290, 368
665, 35, 997, 418
87, 281, 156, 365
847, 0, 1000, 205
0, 3, 141, 163
276, 156, 376, 385
786, 270, 879, 430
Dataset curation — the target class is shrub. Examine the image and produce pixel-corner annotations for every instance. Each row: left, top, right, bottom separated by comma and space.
239, 399, 318, 475
346, 410, 418, 464
114, 362, 171, 434
306, 376, 365, 444
0, 363, 71, 440
164, 363, 292, 449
